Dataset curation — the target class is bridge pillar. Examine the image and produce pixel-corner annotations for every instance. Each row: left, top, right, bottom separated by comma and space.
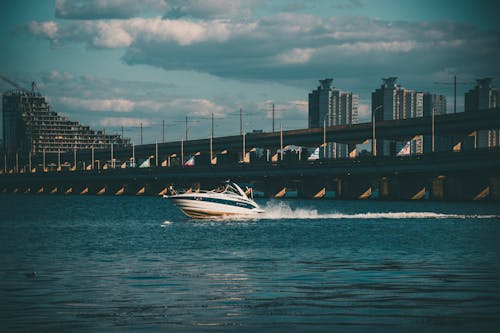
340, 176, 373, 199
264, 179, 287, 198
299, 178, 326, 199
444, 174, 491, 201
390, 175, 428, 200
430, 176, 445, 200
490, 176, 500, 201
379, 177, 390, 199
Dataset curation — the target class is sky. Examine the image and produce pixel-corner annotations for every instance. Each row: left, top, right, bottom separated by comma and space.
1, 0, 499, 145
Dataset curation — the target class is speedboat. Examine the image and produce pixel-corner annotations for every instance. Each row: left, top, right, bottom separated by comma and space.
164, 181, 264, 219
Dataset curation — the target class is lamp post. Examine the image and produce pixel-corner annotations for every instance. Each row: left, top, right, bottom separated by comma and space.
323, 118, 326, 158
432, 107, 435, 153
280, 124, 283, 161
372, 105, 383, 157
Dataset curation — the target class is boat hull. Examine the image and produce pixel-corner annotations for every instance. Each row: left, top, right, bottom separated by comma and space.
168, 194, 263, 219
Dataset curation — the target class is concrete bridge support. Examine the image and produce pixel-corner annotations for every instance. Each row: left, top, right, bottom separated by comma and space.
379, 177, 390, 199
263, 179, 288, 198
490, 176, 500, 201
299, 178, 327, 199
339, 176, 374, 199
430, 176, 445, 200
444, 174, 492, 201
389, 175, 428, 200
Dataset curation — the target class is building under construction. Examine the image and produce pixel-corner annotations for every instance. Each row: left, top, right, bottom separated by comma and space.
2, 81, 130, 162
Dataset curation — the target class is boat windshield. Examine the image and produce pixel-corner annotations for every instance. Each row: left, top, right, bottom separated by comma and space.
222, 183, 247, 198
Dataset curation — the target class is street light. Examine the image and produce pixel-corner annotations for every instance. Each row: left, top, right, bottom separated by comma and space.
432, 107, 435, 153
373, 105, 383, 157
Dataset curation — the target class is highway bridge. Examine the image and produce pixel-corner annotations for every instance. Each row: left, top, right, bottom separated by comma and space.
1, 110, 499, 201
3, 108, 498, 170
1, 148, 499, 201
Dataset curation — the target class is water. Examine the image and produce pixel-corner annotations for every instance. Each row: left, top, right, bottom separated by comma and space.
1, 195, 500, 332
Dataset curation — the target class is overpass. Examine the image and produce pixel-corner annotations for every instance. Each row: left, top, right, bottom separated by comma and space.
1, 109, 500, 201
10, 108, 500, 169
1, 148, 499, 201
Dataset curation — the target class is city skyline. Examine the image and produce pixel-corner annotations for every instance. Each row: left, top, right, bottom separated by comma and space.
1, 0, 499, 144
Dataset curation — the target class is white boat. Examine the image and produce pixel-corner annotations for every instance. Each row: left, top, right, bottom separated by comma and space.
164, 182, 264, 219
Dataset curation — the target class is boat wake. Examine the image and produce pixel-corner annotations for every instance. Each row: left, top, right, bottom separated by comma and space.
260, 202, 500, 220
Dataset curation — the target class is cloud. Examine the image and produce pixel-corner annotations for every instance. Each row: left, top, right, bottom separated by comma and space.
167, 98, 227, 117
58, 96, 136, 112
55, 0, 167, 20
26, 17, 235, 48
26, 13, 500, 84
99, 117, 151, 127
163, 0, 261, 19
54, 0, 261, 20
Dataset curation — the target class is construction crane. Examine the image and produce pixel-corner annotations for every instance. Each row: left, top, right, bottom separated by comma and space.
434, 75, 472, 114
0, 75, 39, 95
0, 74, 26, 91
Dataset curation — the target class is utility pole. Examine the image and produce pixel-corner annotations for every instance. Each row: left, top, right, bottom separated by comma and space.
132, 143, 135, 167
155, 140, 158, 167
323, 119, 326, 158
434, 75, 469, 114
140, 122, 143, 145
210, 132, 213, 164
242, 130, 246, 163
280, 124, 283, 161
240, 108, 243, 135
272, 103, 275, 133
211, 112, 214, 138
432, 107, 435, 153
185, 116, 188, 141
373, 105, 383, 157
181, 137, 184, 166
454, 75, 457, 114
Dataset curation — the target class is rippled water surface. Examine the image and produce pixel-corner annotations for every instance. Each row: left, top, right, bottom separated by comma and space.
1, 195, 500, 332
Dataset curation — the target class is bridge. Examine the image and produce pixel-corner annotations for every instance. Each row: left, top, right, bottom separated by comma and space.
1, 110, 500, 201
3, 109, 499, 170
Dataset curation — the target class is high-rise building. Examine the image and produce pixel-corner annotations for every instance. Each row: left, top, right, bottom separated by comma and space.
422, 93, 449, 152
308, 79, 358, 158
371, 78, 446, 155
2, 88, 130, 162
465, 78, 500, 148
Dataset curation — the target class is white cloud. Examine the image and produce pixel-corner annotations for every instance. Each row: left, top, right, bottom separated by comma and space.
167, 98, 227, 117
277, 48, 315, 64
26, 13, 498, 83
27, 21, 58, 40
100, 117, 151, 127
58, 96, 136, 112
336, 40, 419, 53
26, 17, 235, 48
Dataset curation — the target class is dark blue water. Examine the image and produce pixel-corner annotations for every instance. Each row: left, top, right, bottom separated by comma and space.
1, 195, 500, 332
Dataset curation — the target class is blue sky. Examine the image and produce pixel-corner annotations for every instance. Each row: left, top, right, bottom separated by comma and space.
1, 0, 499, 144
